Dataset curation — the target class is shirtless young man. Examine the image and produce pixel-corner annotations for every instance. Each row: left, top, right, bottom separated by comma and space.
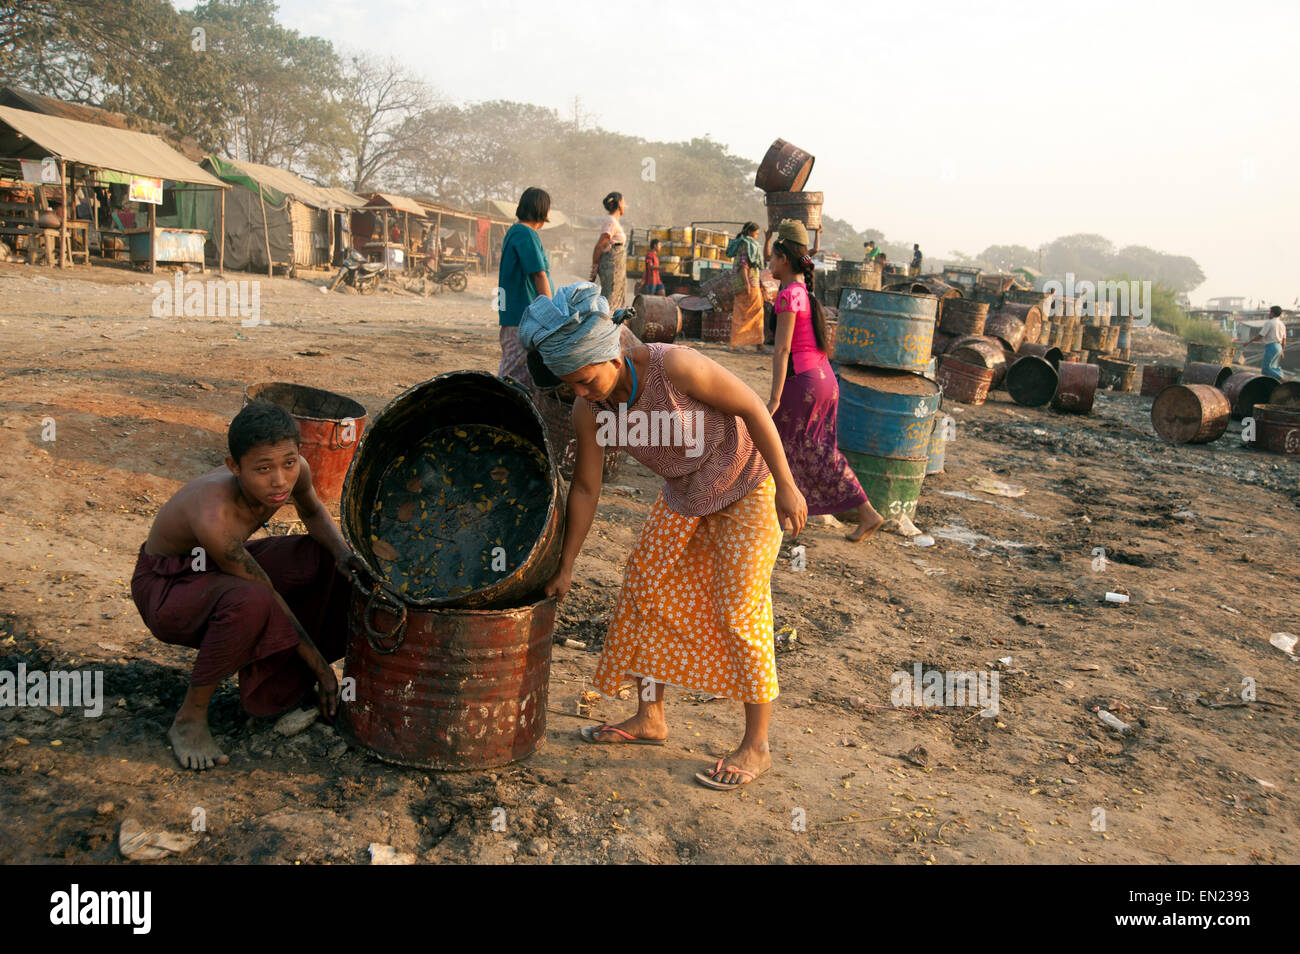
130, 401, 360, 770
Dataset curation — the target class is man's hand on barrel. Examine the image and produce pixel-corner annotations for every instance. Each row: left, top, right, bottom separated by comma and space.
544, 565, 572, 601
335, 548, 364, 587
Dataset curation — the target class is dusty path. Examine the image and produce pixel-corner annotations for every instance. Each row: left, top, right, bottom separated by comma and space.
0, 261, 1295, 864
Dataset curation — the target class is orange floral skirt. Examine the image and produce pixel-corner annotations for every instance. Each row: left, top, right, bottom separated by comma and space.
593, 476, 782, 703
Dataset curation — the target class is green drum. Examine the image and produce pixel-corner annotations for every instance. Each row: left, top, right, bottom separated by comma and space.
843, 450, 928, 521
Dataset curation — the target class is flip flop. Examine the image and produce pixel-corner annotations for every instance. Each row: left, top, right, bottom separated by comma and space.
580, 723, 667, 745
694, 756, 766, 791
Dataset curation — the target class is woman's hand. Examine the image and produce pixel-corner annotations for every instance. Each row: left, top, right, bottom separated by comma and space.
766, 396, 780, 415
544, 565, 573, 601
774, 482, 808, 538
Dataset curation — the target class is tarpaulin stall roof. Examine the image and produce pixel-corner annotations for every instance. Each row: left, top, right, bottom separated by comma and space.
0, 104, 225, 186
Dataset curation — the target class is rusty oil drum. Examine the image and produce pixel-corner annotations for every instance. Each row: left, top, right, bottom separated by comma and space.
755, 137, 815, 192
628, 294, 682, 344
1251, 404, 1300, 455
1140, 363, 1182, 397
947, 335, 1009, 388
1151, 384, 1230, 444
985, 303, 1043, 352
340, 370, 564, 610
835, 287, 938, 373
837, 260, 882, 292
243, 382, 366, 508
339, 587, 556, 770
1017, 342, 1063, 368
1221, 370, 1279, 419
764, 191, 824, 231
935, 356, 994, 405
937, 297, 988, 337
1186, 341, 1237, 366
1051, 361, 1100, 413
1006, 355, 1059, 407
1179, 362, 1232, 389
1096, 357, 1137, 392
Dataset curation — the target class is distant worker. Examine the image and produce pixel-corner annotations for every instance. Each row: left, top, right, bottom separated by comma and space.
591, 191, 628, 310
725, 221, 765, 346
497, 186, 554, 397
863, 240, 882, 263
911, 244, 923, 274
1247, 305, 1287, 380
643, 238, 665, 296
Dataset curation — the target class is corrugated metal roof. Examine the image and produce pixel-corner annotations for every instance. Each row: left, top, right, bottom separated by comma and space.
0, 105, 225, 187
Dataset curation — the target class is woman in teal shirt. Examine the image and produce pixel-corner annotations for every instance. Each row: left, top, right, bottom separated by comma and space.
498, 187, 553, 394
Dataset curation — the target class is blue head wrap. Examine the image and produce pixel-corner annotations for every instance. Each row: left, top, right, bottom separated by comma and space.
518, 282, 623, 377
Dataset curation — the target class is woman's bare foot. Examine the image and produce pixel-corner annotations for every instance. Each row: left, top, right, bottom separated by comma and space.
702, 742, 772, 786
846, 501, 885, 542
168, 715, 229, 771
586, 709, 669, 743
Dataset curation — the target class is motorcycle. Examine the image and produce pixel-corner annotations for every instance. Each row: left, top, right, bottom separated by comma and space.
326, 248, 385, 295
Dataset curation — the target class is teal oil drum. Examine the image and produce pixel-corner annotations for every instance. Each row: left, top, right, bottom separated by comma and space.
843, 450, 928, 521
836, 365, 942, 460
835, 288, 938, 373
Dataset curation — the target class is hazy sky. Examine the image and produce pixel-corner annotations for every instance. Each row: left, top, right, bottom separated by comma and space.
274, 0, 1298, 306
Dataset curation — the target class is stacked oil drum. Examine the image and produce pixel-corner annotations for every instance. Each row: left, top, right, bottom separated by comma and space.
1144, 340, 1300, 453
984, 289, 1101, 414
834, 284, 943, 522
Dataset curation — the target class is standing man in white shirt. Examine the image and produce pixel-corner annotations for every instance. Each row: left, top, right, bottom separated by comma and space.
1247, 305, 1287, 380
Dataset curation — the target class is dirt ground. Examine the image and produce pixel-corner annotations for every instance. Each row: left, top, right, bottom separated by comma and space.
0, 260, 1295, 865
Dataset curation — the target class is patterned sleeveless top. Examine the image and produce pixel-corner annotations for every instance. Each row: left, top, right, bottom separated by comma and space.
595, 344, 769, 516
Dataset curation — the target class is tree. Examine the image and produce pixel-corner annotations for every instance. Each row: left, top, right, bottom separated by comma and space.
337, 53, 437, 192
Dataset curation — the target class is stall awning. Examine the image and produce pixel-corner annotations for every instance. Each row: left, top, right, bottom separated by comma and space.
0, 105, 226, 187
369, 192, 426, 217
204, 156, 361, 209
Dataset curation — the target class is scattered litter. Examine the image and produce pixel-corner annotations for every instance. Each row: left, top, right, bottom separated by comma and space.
1072, 663, 1101, 672
1095, 709, 1132, 734
1170, 509, 1197, 521
933, 489, 1047, 521
606, 485, 641, 497
369, 844, 416, 865
1032, 428, 1047, 436
971, 477, 1027, 498
890, 514, 922, 537
909, 534, 936, 548
119, 817, 199, 861
1104, 592, 1130, 604
1268, 632, 1297, 658
1255, 779, 1276, 790
775, 625, 797, 652
903, 744, 929, 767
561, 638, 587, 650
273, 707, 318, 737
998, 656, 1013, 666
930, 524, 1027, 555
1219, 604, 1240, 615
1055, 679, 1075, 689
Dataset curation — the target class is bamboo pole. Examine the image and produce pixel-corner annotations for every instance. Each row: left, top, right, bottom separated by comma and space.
217, 187, 225, 276
58, 160, 68, 268
258, 187, 272, 277
148, 200, 157, 274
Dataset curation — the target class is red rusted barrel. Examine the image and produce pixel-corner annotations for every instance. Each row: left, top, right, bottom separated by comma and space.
1006, 355, 1058, 407
242, 382, 367, 508
629, 294, 681, 343
701, 271, 737, 311
1151, 384, 1230, 444
947, 335, 1009, 387
1251, 404, 1300, 454
936, 356, 994, 405
340, 370, 564, 610
339, 588, 555, 770
1051, 361, 1100, 413
764, 191, 823, 231
984, 304, 1041, 352
931, 330, 953, 356
1140, 363, 1182, 397
1221, 370, 1279, 420
1096, 357, 1137, 391
676, 296, 710, 339
938, 297, 988, 337
995, 303, 1043, 347
755, 138, 815, 192
884, 280, 932, 295
1181, 361, 1232, 388
1017, 342, 1062, 368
